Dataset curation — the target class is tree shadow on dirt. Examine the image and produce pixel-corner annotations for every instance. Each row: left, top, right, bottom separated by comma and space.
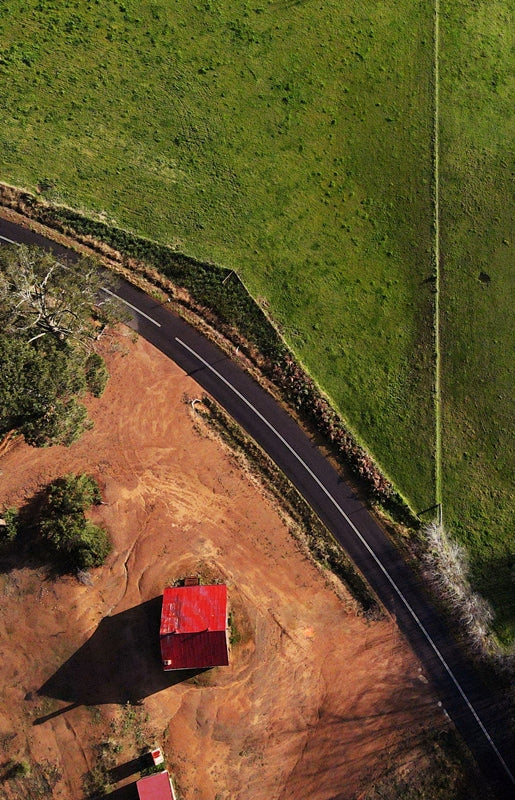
35, 596, 205, 722
0, 487, 53, 574
0, 485, 93, 579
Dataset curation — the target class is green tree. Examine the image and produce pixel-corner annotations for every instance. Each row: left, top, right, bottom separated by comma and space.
40, 474, 111, 570
24, 398, 91, 447
40, 515, 111, 570
0, 332, 91, 445
46, 473, 101, 514
0, 245, 119, 446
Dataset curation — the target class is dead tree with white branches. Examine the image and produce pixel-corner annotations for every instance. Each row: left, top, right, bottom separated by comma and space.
0, 244, 105, 344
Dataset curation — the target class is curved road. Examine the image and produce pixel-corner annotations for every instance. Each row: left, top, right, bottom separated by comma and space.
1, 218, 514, 798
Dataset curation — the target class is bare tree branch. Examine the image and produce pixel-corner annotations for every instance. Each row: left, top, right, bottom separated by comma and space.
0, 244, 114, 344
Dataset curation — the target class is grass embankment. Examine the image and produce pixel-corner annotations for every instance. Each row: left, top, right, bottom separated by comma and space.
439, 1, 514, 645
0, 0, 435, 514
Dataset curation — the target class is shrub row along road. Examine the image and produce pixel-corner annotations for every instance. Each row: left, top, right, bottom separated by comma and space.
1, 217, 514, 798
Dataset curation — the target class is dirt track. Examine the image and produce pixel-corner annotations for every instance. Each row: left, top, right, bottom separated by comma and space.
0, 333, 443, 799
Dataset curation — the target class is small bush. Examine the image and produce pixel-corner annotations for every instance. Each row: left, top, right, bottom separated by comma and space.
0, 507, 19, 543
5, 759, 31, 779
228, 610, 240, 646
82, 765, 110, 798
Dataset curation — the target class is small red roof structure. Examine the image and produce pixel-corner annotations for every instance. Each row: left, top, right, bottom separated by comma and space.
160, 584, 229, 670
137, 770, 176, 800
150, 748, 164, 766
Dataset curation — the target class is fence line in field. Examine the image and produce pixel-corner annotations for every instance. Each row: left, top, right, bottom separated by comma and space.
433, 0, 443, 520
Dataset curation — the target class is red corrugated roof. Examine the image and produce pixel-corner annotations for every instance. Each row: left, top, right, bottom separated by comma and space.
161, 630, 229, 670
160, 585, 227, 634
137, 770, 175, 800
160, 585, 228, 670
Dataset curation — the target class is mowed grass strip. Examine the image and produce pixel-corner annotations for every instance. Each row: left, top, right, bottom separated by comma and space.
0, 4, 434, 504
440, 1, 514, 644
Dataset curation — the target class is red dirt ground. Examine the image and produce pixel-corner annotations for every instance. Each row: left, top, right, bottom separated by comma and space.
0, 332, 445, 799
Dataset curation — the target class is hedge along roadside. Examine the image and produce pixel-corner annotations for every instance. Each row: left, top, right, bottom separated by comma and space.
200, 394, 381, 617
0, 183, 416, 526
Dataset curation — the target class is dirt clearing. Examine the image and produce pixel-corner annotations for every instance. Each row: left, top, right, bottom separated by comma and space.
0, 333, 445, 799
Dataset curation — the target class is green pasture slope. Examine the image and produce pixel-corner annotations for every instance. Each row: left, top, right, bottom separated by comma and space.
0, 0, 436, 511
440, 1, 514, 645
1, 1, 511, 641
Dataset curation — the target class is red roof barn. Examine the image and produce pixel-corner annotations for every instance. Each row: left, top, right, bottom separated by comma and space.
160, 584, 229, 670
137, 770, 176, 800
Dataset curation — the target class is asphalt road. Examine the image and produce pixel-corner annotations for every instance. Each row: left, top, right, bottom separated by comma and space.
1, 218, 514, 798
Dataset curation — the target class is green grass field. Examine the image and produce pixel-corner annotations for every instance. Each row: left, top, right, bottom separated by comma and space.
0, 0, 436, 513
440, 1, 514, 645
0, 1, 511, 641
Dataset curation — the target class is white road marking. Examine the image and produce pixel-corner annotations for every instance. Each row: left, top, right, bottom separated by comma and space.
0, 234, 18, 244
175, 335, 515, 787
100, 287, 161, 327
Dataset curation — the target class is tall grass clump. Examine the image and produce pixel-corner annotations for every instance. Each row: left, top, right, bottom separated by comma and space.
422, 522, 496, 657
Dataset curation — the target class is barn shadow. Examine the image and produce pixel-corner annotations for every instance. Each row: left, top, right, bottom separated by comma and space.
35, 596, 204, 720
90, 783, 138, 800
107, 753, 153, 783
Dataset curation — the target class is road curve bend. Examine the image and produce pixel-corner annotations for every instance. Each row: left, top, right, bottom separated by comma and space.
1, 217, 513, 798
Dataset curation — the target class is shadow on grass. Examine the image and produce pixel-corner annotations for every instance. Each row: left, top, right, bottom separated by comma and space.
35, 596, 205, 722
471, 551, 515, 650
